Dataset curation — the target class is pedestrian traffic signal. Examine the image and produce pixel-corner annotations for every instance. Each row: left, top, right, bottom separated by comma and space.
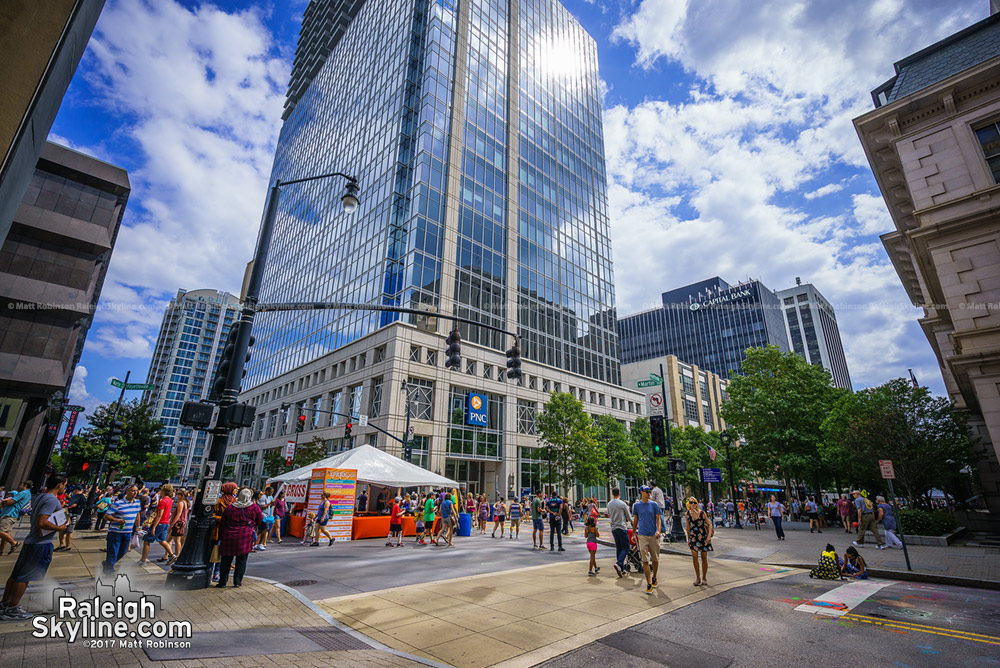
345, 422, 353, 440
82, 462, 89, 471
650, 415, 666, 457
404, 444, 412, 462
505, 344, 522, 380
107, 420, 124, 450
444, 329, 462, 370
296, 413, 306, 432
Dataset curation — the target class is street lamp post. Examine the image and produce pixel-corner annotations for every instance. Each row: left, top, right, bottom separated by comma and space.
165, 171, 358, 590
659, 363, 686, 542
721, 431, 742, 529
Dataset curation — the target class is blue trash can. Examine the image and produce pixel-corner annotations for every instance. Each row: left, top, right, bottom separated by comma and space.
458, 512, 472, 537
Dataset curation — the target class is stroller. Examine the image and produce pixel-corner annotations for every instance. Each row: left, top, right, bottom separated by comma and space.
623, 528, 644, 573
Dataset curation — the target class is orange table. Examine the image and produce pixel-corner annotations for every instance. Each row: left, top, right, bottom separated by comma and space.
287, 515, 306, 539
351, 515, 416, 539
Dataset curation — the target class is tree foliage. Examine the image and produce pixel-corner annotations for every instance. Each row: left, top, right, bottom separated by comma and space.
719, 345, 845, 488
261, 437, 329, 478
820, 378, 979, 502
594, 415, 645, 495
537, 392, 604, 492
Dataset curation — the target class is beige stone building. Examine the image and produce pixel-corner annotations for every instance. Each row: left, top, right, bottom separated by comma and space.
855, 10, 1000, 525
621, 355, 728, 433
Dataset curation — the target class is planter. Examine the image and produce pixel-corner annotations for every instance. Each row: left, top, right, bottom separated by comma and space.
898, 526, 966, 546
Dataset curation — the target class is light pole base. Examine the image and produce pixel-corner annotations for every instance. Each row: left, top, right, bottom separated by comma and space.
164, 564, 213, 590
163, 515, 214, 590
669, 512, 686, 542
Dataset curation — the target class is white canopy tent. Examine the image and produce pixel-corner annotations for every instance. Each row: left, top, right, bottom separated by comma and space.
266, 444, 461, 489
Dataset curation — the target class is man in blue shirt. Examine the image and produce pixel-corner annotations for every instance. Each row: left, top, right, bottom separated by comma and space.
103, 485, 140, 575
0, 480, 32, 556
546, 491, 564, 551
632, 485, 662, 595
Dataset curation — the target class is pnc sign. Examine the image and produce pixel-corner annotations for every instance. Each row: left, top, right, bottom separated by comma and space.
466, 392, 488, 427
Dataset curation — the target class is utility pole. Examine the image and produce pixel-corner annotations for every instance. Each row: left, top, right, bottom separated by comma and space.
721, 431, 742, 529
659, 363, 686, 542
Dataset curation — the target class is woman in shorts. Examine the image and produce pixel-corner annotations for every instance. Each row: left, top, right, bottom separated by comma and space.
491, 498, 506, 538
478, 495, 490, 534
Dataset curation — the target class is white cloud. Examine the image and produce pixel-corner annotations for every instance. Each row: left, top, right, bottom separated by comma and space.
75, 0, 289, 360
605, 0, 983, 391
68, 365, 96, 408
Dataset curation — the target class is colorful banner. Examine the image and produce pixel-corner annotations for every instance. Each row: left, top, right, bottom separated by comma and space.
282, 480, 309, 504
309, 468, 357, 542
60, 410, 80, 449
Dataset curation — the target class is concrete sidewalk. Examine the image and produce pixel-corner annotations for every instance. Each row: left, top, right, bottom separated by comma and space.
595, 516, 1000, 587
316, 555, 798, 668
0, 529, 432, 667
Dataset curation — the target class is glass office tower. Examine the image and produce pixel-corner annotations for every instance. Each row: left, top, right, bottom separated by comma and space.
618, 277, 790, 380
247, 0, 619, 389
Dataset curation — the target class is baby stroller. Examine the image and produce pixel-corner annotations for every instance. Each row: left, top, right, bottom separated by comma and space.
623, 528, 644, 573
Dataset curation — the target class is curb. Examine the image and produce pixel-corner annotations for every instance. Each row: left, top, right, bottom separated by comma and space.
594, 538, 1000, 591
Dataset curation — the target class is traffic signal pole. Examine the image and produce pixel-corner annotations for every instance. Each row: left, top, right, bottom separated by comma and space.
659, 363, 686, 542
76, 371, 129, 531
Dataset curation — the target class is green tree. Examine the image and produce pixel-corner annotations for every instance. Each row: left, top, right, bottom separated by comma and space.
719, 345, 845, 492
821, 378, 979, 504
132, 453, 179, 482
261, 437, 329, 478
537, 392, 604, 492
60, 434, 106, 480
595, 415, 646, 497
74, 399, 167, 479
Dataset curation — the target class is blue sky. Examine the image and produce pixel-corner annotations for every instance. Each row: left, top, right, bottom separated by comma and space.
50, 0, 985, 422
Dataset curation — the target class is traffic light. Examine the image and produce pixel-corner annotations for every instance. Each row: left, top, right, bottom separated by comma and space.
669, 458, 687, 473
296, 413, 306, 432
444, 329, 462, 370
82, 462, 89, 472
107, 420, 124, 450
650, 415, 667, 457
404, 443, 412, 462
344, 421, 353, 441
505, 344, 522, 380
211, 322, 254, 399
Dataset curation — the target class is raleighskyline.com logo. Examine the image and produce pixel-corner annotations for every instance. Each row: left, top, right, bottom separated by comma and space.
31, 574, 191, 649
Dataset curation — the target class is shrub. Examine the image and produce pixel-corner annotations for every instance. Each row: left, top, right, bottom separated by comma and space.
898, 509, 957, 536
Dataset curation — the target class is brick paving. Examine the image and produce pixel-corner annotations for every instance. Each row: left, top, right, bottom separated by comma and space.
0, 529, 430, 668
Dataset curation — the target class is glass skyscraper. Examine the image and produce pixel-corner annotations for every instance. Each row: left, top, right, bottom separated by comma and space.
776, 281, 852, 390
618, 277, 790, 380
145, 289, 240, 483
234, 0, 639, 497
248, 0, 618, 388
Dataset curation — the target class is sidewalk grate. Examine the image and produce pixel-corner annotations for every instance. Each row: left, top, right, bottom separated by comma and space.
283, 579, 319, 587
296, 626, 371, 651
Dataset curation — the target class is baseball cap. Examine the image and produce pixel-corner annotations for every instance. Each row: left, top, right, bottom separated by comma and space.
640, 485, 652, 492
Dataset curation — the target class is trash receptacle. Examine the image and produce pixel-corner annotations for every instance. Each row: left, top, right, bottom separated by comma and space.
458, 512, 472, 537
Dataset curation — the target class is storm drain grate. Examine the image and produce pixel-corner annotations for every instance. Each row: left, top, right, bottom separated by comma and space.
283, 579, 318, 587
296, 626, 371, 651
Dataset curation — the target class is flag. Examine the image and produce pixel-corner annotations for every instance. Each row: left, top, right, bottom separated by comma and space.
707, 444, 717, 461
908, 369, 919, 389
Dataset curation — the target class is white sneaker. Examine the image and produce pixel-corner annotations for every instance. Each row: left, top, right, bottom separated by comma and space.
259, 545, 266, 551
852, 541, 863, 548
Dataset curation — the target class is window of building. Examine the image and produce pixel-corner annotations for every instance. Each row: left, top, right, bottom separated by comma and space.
542, 379, 550, 392
783, 297, 794, 305
369, 377, 383, 419
446, 387, 503, 459
425, 349, 437, 366
367, 433, 378, 449
409, 345, 421, 362
311, 396, 322, 429
465, 359, 476, 375
975, 121, 1000, 182
409, 435, 430, 469
517, 400, 537, 435
407, 377, 434, 420
684, 398, 700, 424
350, 384, 363, 417
482, 364, 493, 380
681, 374, 695, 396
374, 346, 386, 363
528, 376, 536, 390
330, 390, 342, 426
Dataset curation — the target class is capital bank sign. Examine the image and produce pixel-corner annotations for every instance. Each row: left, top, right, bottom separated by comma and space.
689, 288, 752, 311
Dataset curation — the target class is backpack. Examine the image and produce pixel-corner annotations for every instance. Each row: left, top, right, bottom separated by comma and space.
863, 496, 873, 511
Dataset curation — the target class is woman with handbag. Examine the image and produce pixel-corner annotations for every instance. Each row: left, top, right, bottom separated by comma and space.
168, 488, 190, 563
216, 488, 263, 588
269, 490, 286, 544
210, 482, 238, 582
94, 487, 113, 531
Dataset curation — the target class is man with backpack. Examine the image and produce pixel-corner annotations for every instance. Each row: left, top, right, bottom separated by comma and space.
851, 490, 884, 549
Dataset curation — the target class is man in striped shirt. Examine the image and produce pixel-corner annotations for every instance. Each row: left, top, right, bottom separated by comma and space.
103, 486, 140, 575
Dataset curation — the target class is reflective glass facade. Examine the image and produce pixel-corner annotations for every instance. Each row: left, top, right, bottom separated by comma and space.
617, 277, 790, 380
247, 0, 620, 388
776, 283, 852, 390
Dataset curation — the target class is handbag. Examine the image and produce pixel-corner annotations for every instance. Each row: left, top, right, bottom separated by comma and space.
209, 543, 221, 563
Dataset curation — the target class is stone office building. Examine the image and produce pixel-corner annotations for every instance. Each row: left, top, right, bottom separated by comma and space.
228, 0, 645, 498
0, 142, 129, 487
855, 8, 1000, 524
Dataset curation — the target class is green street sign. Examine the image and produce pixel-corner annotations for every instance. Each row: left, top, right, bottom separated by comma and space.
63, 405, 86, 412
125, 383, 155, 391
637, 379, 660, 388
649, 373, 662, 383
111, 378, 125, 388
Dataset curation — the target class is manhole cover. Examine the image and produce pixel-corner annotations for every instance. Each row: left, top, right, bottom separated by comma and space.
283, 580, 318, 587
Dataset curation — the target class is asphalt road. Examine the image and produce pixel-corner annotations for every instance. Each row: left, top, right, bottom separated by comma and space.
539, 573, 1000, 668
241, 527, 590, 600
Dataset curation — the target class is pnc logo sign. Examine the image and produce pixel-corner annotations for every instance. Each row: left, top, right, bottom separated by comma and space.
466, 392, 488, 427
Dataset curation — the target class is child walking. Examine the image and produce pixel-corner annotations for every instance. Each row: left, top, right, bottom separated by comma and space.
585, 516, 600, 576
300, 512, 316, 545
